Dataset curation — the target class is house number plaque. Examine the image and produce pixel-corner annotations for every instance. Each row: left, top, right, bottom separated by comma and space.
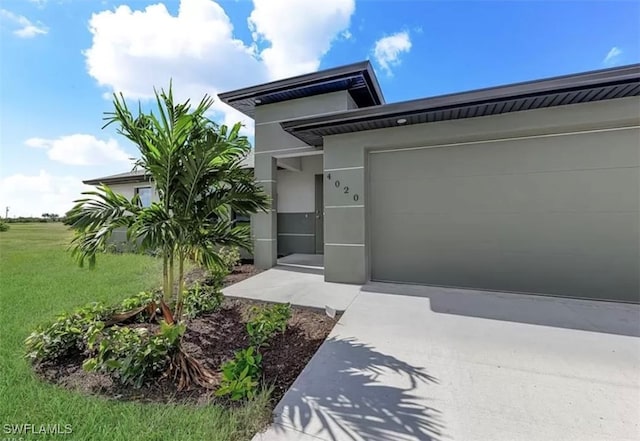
326, 173, 359, 202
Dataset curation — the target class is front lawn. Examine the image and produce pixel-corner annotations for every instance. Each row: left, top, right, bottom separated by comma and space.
0, 223, 271, 441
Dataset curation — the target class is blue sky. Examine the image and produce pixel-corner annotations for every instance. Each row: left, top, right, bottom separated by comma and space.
0, 0, 638, 216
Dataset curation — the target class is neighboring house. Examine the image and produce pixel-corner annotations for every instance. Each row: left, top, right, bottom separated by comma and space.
83, 170, 160, 244
83, 169, 160, 207
213, 60, 640, 303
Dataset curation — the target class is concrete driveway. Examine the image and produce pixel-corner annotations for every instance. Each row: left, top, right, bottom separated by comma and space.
234, 272, 640, 441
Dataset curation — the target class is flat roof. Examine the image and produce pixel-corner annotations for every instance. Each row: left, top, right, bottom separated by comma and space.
83, 169, 149, 186
281, 63, 640, 146
218, 60, 384, 119
84, 152, 255, 185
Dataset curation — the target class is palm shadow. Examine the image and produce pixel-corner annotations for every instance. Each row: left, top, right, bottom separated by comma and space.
272, 337, 443, 441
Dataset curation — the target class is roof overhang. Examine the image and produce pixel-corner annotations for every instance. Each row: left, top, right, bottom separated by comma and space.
281, 64, 640, 147
83, 153, 255, 186
218, 61, 385, 119
83, 170, 150, 186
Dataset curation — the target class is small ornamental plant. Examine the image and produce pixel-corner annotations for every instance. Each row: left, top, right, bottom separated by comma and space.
217, 303, 291, 401
216, 346, 262, 401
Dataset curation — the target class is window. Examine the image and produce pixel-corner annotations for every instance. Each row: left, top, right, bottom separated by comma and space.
232, 210, 250, 226
135, 186, 152, 207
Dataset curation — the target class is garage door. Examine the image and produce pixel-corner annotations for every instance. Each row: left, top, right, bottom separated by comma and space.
369, 128, 640, 302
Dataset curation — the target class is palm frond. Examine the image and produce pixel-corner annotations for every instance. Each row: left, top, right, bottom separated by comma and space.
66, 184, 140, 267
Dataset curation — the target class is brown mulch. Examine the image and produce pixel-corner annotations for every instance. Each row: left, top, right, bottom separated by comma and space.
222, 264, 262, 287
34, 297, 339, 406
183, 263, 262, 289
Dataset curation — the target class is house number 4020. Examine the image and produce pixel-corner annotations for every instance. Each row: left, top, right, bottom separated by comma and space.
326, 173, 359, 202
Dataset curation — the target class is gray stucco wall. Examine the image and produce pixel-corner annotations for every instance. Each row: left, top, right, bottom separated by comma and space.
105, 181, 159, 248
276, 155, 323, 256
252, 91, 351, 268
322, 96, 640, 302
108, 182, 160, 203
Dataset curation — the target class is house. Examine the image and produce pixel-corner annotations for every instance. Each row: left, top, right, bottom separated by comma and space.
85, 61, 639, 303
82, 152, 256, 205
82, 153, 256, 249
217, 60, 640, 303
83, 169, 160, 207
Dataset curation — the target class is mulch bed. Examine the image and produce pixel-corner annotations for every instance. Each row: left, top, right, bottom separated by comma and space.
222, 264, 263, 287
33, 265, 339, 406
184, 263, 262, 289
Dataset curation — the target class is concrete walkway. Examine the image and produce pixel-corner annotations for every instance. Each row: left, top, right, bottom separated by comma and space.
223, 265, 359, 312
230, 270, 640, 441
277, 253, 324, 271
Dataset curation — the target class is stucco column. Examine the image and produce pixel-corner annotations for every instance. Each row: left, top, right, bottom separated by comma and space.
323, 142, 367, 284
252, 153, 278, 269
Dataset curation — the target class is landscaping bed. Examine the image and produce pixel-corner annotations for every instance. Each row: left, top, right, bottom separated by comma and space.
32, 297, 337, 406
185, 264, 262, 288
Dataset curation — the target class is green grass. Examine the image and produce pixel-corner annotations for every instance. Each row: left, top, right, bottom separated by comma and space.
0, 223, 271, 441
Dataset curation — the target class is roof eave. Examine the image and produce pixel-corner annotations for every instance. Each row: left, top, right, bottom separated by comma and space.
281, 63, 640, 146
83, 175, 151, 186
218, 60, 372, 103
218, 61, 385, 118
363, 63, 385, 105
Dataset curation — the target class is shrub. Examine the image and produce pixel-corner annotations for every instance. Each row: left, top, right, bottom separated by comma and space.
25, 302, 115, 362
0, 220, 9, 232
216, 346, 262, 401
121, 291, 157, 310
104, 241, 138, 254
83, 320, 185, 388
203, 268, 227, 290
7, 217, 50, 223
246, 303, 291, 348
119, 291, 159, 322
182, 283, 224, 319
218, 246, 241, 272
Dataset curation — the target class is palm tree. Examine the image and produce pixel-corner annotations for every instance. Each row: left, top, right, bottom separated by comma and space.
66, 85, 269, 319
66, 86, 269, 390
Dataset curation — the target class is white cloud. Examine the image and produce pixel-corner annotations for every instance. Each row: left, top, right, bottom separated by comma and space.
603, 46, 622, 67
248, 0, 355, 79
0, 9, 48, 38
84, 0, 355, 136
85, 1, 265, 100
341, 29, 352, 40
0, 171, 93, 217
25, 134, 133, 166
372, 31, 412, 76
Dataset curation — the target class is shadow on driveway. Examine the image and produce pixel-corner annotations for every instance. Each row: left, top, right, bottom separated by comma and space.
362, 282, 640, 337
273, 337, 443, 441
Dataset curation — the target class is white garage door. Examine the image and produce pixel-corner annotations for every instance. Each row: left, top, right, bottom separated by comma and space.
369, 128, 640, 302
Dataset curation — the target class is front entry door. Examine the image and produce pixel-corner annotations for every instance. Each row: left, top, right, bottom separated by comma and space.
314, 174, 324, 254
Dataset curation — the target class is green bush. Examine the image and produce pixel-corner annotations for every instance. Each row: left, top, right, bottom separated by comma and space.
218, 246, 241, 272
121, 291, 157, 310
119, 291, 159, 323
83, 320, 185, 388
104, 241, 139, 254
182, 283, 224, 319
246, 303, 291, 348
0, 220, 9, 232
25, 302, 115, 362
216, 346, 262, 401
204, 267, 227, 290
6, 217, 50, 223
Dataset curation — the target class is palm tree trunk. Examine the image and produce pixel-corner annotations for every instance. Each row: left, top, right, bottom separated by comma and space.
168, 252, 175, 304
176, 251, 185, 320
162, 252, 170, 301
